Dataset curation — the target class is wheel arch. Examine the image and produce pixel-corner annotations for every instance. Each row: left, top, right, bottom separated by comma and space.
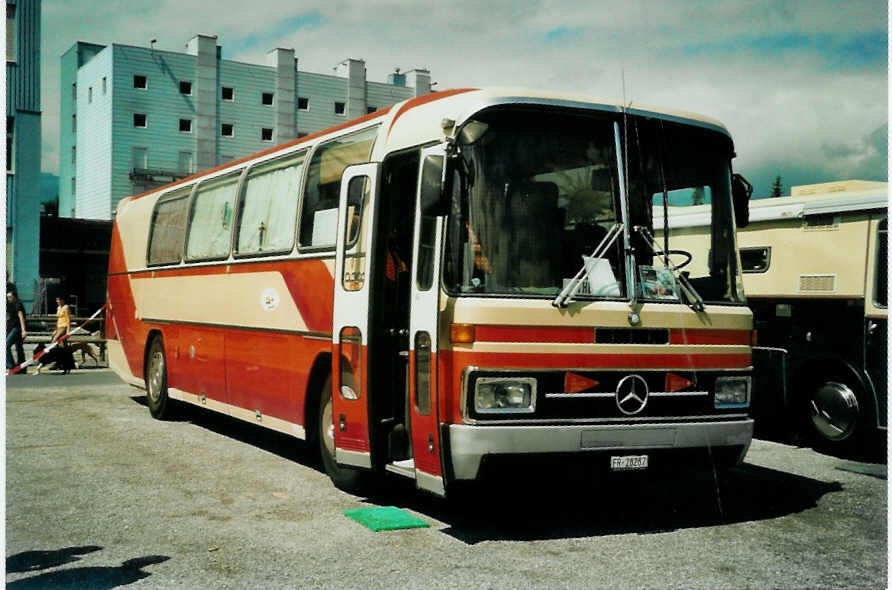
304, 352, 332, 444
794, 354, 878, 428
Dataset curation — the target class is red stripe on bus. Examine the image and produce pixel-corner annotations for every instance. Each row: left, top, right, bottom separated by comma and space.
669, 329, 750, 345
475, 325, 593, 343
387, 88, 478, 135
446, 350, 751, 371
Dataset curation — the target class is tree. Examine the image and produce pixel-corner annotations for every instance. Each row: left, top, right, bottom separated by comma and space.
770, 176, 783, 198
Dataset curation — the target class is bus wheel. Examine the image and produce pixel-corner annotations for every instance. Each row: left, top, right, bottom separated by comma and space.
805, 379, 874, 456
317, 376, 369, 493
145, 336, 173, 420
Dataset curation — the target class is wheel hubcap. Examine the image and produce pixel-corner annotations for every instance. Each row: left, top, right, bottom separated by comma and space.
321, 397, 335, 456
810, 381, 859, 441
148, 351, 164, 402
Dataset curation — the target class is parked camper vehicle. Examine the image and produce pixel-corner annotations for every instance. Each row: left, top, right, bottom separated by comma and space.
666, 180, 887, 457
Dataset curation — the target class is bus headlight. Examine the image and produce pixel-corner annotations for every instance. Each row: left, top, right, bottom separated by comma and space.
714, 377, 751, 408
475, 378, 537, 413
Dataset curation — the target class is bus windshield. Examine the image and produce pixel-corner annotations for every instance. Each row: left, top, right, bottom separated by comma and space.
444, 106, 744, 305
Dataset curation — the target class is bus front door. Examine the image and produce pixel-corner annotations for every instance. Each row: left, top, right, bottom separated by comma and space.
407, 146, 447, 496
332, 163, 380, 470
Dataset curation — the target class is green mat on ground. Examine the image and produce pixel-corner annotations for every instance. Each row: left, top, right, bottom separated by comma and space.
343, 506, 429, 532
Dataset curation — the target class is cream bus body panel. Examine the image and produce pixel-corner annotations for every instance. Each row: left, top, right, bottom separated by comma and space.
738, 213, 872, 299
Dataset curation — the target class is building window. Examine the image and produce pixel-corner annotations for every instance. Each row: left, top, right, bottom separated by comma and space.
71, 146, 76, 165
133, 75, 147, 89
262, 92, 274, 106
179, 81, 192, 95
6, 116, 13, 173
178, 151, 194, 174
221, 86, 234, 101
71, 177, 75, 196
132, 147, 148, 169
72, 83, 76, 101
221, 123, 234, 137
102, 77, 107, 94
72, 115, 76, 133
133, 113, 147, 128
179, 118, 192, 133
261, 128, 273, 142
88, 87, 93, 103
298, 97, 309, 110
334, 101, 346, 115
6, 4, 15, 63
367, 106, 376, 114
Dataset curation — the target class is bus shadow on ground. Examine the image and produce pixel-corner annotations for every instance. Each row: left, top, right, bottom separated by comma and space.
129, 395, 845, 543
130, 395, 320, 466
367, 464, 844, 544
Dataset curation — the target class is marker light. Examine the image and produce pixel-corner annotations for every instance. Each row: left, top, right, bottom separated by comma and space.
450, 323, 475, 344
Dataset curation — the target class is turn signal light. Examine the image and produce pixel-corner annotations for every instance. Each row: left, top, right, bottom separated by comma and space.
450, 323, 476, 344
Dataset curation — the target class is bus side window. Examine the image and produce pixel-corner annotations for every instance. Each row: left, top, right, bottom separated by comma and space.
235, 151, 306, 256
299, 127, 377, 249
185, 171, 242, 261
147, 187, 191, 265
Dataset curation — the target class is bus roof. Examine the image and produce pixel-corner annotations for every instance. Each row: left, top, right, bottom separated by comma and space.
121, 87, 732, 207
659, 180, 888, 229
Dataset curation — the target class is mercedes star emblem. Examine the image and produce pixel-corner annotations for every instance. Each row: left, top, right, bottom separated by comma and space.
616, 374, 649, 415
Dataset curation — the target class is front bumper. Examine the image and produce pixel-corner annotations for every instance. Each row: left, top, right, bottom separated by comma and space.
448, 419, 754, 480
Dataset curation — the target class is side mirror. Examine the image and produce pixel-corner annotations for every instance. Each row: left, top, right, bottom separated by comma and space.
732, 173, 752, 228
420, 154, 448, 216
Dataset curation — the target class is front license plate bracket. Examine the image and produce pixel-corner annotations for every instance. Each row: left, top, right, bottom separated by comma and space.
610, 454, 649, 471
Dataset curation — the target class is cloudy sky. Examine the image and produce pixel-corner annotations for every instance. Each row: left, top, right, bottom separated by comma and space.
40, 0, 887, 196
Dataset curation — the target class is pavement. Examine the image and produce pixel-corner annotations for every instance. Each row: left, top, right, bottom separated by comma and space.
5, 371, 888, 589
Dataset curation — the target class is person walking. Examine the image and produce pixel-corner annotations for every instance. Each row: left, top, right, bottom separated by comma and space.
50, 295, 71, 344
6, 288, 26, 371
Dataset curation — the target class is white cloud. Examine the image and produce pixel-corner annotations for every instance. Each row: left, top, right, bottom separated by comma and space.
40, 0, 887, 196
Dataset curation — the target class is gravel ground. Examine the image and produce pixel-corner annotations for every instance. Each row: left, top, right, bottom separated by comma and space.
5, 370, 887, 589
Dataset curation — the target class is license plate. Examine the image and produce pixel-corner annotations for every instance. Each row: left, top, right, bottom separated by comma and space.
610, 455, 649, 471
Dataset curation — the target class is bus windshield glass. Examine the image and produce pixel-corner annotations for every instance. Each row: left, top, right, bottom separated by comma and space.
444, 106, 744, 305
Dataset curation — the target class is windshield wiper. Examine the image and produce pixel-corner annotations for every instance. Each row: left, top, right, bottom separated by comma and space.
635, 226, 705, 312
552, 222, 623, 308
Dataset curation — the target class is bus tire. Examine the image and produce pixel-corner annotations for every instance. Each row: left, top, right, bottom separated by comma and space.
804, 378, 876, 458
317, 376, 369, 493
145, 336, 174, 420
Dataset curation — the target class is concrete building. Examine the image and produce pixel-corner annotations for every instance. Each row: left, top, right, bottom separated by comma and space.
6, 0, 41, 309
59, 35, 432, 220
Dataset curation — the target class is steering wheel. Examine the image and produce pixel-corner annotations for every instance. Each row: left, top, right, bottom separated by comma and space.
663, 249, 693, 270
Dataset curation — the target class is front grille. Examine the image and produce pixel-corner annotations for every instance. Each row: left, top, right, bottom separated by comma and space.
595, 328, 669, 344
466, 369, 749, 422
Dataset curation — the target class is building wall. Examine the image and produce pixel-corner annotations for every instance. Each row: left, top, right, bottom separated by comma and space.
110, 45, 198, 213
217, 59, 277, 161
75, 47, 114, 219
59, 42, 105, 218
63, 36, 428, 220
6, 0, 41, 309
367, 80, 414, 114
295, 71, 349, 134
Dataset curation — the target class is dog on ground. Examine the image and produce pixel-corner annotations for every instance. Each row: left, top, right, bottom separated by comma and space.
66, 335, 100, 365
32, 343, 76, 374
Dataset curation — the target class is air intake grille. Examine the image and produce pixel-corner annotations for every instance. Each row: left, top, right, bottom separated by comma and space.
799, 274, 836, 292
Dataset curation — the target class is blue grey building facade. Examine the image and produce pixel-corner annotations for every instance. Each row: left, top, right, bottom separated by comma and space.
6, 0, 41, 309
59, 35, 431, 220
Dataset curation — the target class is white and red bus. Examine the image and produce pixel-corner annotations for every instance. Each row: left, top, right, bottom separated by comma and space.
107, 87, 755, 496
